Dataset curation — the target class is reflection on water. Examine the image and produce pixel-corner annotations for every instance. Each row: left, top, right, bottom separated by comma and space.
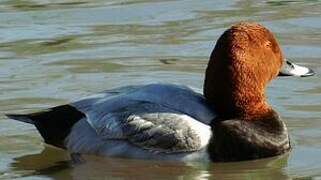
10, 148, 72, 179
0, 0, 321, 179
10, 147, 291, 180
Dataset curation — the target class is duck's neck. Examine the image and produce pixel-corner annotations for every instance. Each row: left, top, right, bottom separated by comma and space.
204, 86, 271, 120
203, 60, 271, 120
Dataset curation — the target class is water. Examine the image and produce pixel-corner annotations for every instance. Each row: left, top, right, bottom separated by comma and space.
0, 0, 320, 179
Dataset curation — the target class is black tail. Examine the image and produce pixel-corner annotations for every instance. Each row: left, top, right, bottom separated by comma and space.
6, 105, 85, 149
6, 114, 36, 124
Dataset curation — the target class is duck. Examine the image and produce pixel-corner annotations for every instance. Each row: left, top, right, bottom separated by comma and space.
6, 22, 315, 162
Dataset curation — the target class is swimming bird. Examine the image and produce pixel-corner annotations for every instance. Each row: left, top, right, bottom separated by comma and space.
6, 22, 315, 162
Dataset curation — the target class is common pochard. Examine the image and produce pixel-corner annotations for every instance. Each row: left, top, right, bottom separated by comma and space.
7, 22, 315, 162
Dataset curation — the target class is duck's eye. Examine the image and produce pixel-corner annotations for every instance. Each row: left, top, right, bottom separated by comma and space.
264, 41, 272, 48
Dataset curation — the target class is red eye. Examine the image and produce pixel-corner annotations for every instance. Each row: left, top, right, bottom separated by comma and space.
265, 41, 272, 48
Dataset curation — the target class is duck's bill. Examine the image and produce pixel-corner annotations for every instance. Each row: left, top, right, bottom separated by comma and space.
278, 59, 315, 77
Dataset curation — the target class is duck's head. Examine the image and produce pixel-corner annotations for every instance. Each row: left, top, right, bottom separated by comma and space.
204, 22, 314, 162
204, 22, 314, 120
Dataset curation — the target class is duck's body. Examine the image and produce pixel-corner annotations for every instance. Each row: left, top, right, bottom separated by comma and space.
68, 83, 214, 161
7, 83, 290, 162
7, 22, 314, 162
9, 84, 215, 161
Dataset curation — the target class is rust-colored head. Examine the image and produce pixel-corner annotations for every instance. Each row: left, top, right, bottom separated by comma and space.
204, 22, 283, 120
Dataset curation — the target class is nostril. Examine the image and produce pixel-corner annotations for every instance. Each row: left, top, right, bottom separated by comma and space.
286, 61, 294, 69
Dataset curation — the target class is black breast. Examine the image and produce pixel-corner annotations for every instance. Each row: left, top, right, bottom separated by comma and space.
208, 110, 291, 162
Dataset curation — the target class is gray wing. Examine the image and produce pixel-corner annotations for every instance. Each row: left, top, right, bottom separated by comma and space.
94, 102, 209, 153
70, 84, 213, 153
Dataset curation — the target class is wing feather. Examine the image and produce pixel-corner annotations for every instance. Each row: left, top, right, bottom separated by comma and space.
70, 84, 214, 153
97, 102, 207, 153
